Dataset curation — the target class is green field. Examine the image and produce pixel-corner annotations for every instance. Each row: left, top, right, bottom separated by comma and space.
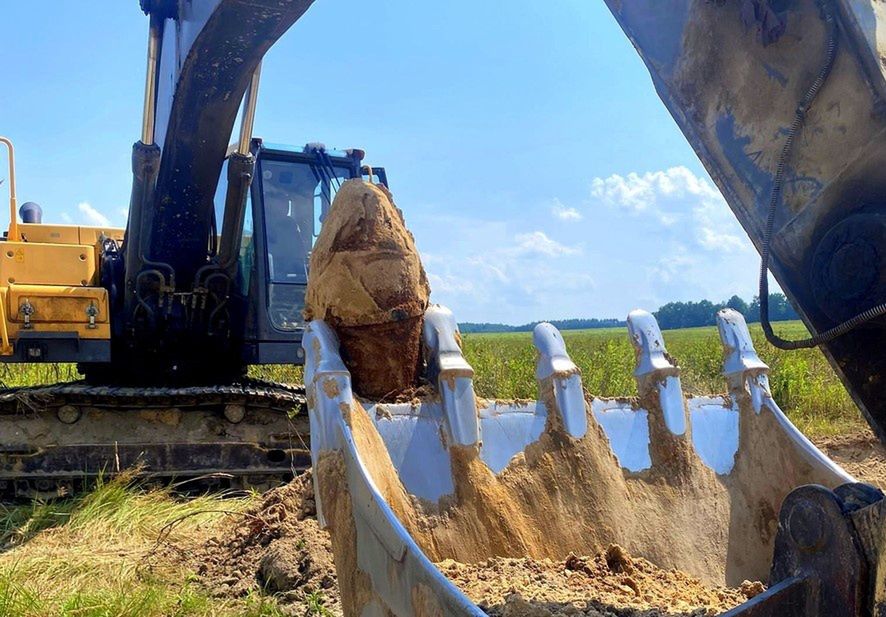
461, 320, 861, 437
0, 319, 863, 437
0, 320, 865, 616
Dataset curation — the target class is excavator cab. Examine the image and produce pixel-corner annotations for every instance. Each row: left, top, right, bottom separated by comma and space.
221, 141, 386, 365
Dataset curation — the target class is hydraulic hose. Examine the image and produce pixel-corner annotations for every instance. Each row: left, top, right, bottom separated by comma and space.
758, 0, 886, 349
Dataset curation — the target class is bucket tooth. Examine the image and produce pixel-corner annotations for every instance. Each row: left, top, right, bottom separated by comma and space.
627, 310, 687, 437
302, 319, 483, 617
533, 322, 587, 438
717, 308, 770, 414
423, 305, 480, 447
714, 309, 852, 484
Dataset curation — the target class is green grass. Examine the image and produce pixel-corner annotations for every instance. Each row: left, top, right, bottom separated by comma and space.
0, 474, 280, 617
461, 320, 861, 438
0, 320, 858, 439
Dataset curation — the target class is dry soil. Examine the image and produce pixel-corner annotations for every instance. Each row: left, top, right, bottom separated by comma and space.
184, 433, 885, 616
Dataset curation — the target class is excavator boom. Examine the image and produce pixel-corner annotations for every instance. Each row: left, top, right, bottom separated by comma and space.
134, 0, 313, 287
602, 0, 886, 441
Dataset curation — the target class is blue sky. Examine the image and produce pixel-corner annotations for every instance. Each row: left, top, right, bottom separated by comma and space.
2, 1, 766, 324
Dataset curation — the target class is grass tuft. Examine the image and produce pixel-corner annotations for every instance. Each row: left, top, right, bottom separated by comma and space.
0, 474, 271, 617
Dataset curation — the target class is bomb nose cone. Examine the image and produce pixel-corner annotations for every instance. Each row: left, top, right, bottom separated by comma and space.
305, 179, 430, 398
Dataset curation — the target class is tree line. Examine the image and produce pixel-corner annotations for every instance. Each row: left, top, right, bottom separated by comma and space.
652, 293, 797, 330
458, 293, 798, 333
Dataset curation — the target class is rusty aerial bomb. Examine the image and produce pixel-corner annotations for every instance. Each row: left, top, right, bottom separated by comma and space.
304, 179, 430, 399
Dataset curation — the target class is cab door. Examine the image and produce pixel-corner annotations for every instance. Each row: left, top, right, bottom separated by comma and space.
242, 146, 365, 365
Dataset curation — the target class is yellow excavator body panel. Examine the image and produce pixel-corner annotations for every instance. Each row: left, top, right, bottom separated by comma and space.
1, 241, 97, 287
18, 223, 125, 247
5, 285, 109, 335
0, 225, 121, 355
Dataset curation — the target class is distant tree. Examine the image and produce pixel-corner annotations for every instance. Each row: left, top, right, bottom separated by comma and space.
459, 318, 625, 334
654, 300, 724, 330
460, 293, 797, 334
746, 293, 797, 323
725, 294, 749, 316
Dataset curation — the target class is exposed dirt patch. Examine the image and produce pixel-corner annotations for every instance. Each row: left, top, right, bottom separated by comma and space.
814, 430, 886, 488
441, 547, 761, 617
185, 472, 341, 616
228, 425, 886, 614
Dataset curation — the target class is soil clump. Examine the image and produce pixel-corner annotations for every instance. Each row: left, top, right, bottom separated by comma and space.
442, 547, 762, 617
187, 472, 341, 616
304, 180, 430, 398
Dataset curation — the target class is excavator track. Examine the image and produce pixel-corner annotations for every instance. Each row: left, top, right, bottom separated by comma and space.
0, 379, 308, 501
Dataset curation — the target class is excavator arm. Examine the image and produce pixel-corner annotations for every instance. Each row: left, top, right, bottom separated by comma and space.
601, 0, 886, 441
117, 0, 314, 381
133, 0, 313, 285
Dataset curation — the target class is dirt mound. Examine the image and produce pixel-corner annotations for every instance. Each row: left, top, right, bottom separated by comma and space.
192, 472, 341, 615
304, 179, 430, 398
814, 430, 886, 488
441, 546, 761, 617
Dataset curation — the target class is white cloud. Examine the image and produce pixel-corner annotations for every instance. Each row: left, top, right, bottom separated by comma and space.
590, 166, 751, 254
60, 212, 72, 223
408, 166, 766, 325
414, 214, 591, 323
514, 231, 579, 257
697, 226, 747, 252
551, 198, 582, 221
78, 202, 111, 227
647, 245, 697, 285
583, 166, 762, 312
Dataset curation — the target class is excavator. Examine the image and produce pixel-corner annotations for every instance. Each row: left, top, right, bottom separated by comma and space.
0, 0, 390, 497
2, 0, 886, 615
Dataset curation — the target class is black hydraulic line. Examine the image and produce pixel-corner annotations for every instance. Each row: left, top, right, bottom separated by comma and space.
125, 142, 176, 326
199, 151, 255, 284
309, 163, 336, 219
311, 152, 333, 190
134, 269, 166, 329
321, 150, 342, 190
205, 271, 232, 335
209, 207, 218, 258
757, 0, 886, 349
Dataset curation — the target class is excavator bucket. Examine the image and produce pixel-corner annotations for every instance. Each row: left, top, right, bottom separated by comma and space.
304, 305, 853, 616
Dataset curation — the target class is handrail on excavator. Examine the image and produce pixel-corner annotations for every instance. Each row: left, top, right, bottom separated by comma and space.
0, 136, 18, 243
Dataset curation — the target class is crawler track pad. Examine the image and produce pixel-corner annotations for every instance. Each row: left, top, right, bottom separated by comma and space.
0, 380, 308, 500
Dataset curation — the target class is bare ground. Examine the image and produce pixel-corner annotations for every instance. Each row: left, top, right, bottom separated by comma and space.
440, 548, 763, 617
813, 430, 886, 488
174, 431, 885, 616
171, 472, 342, 616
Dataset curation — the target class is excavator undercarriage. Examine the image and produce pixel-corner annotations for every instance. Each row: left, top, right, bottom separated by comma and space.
0, 380, 307, 500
